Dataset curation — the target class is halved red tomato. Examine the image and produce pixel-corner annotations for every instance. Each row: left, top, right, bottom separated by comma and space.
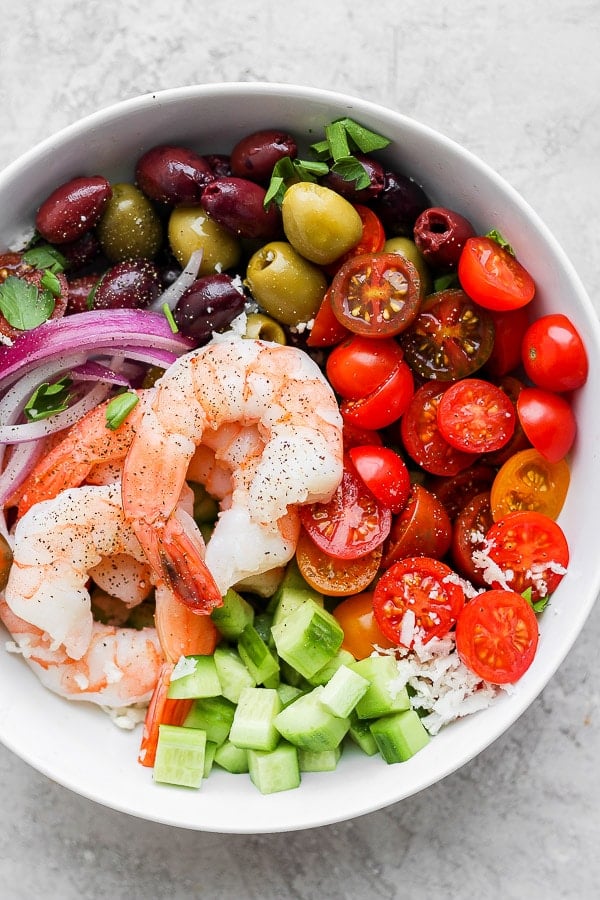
326, 334, 404, 400
455, 589, 539, 684
382, 483, 452, 568
516, 386, 576, 463
458, 236, 536, 311
340, 359, 414, 430
306, 288, 350, 347
295, 529, 382, 597
298, 457, 392, 560
451, 491, 494, 586
348, 445, 411, 514
400, 380, 477, 476
437, 377, 516, 454
373, 556, 466, 647
428, 461, 496, 520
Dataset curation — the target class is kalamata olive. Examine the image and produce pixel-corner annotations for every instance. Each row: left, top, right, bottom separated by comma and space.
91, 259, 161, 311
281, 182, 363, 265
322, 154, 385, 202
384, 236, 433, 295
67, 273, 100, 313
135, 145, 214, 206
230, 129, 298, 184
246, 241, 327, 326
168, 207, 241, 274
413, 206, 476, 270
35, 175, 112, 244
371, 170, 431, 237
173, 273, 246, 341
59, 231, 103, 271
205, 154, 232, 177
97, 183, 162, 262
200, 177, 281, 240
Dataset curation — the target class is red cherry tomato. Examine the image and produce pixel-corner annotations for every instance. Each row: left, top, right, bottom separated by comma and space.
342, 421, 383, 450
436, 377, 516, 454
484, 306, 531, 377
348, 445, 411, 514
332, 591, 396, 659
372, 556, 466, 647
326, 334, 404, 400
306, 288, 350, 347
295, 529, 382, 597
324, 205, 386, 275
455, 589, 539, 684
400, 380, 476, 476
458, 236, 536, 311
340, 359, 414, 430
382, 483, 452, 568
330, 252, 423, 337
299, 458, 392, 560
479, 510, 569, 600
451, 490, 494, 586
521, 313, 588, 392
516, 386, 576, 462
428, 462, 496, 521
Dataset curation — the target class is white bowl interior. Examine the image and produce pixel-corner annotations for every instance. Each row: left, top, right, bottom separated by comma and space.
0, 83, 599, 833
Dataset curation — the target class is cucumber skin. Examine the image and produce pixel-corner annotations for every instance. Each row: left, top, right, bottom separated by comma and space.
248, 742, 301, 794
153, 725, 207, 789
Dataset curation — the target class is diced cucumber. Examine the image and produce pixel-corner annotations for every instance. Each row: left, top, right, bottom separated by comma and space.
210, 588, 254, 640
298, 745, 342, 772
277, 682, 306, 708
274, 686, 350, 751
370, 709, 430, 763
267, 557, 323, 622
279, 659, 311, 690
253, 611, 274, 646
182, 696, 236, 746
167, 655, 221, 700
238, 624, 280, 685
204, 741, 217, 778
214, 740, 249, 774
213, 645, 256, 703
347, 714, 379, 756
319, 664, 369, 719
271, 600, 343, 679
247, 741, 300, 794
229, 687, 282, 751
351, 656, 410, 719
307, 648, 357, 686
153, 724, 207, 789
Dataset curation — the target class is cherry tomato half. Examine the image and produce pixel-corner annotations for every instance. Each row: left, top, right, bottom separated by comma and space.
490, 447, 570, 521
299, 458, 392, 560
295, 529, 382, 597
330, 252, 423, 337
436, 377, 516, 454
428, 461, 496, 521
340, 359, 414, 430
326, 334, 404, 400
373, 556, 466, 647
451, 490, 494, 586
400, 380, 476, 476
479, 510, 569, 599
332, 591, 396, 659
521, 313, 588, 392
455, 589, 539, 684
399, 288, 495, 381
516, 387, 576, 463
382, 483, 452, 568
458, 236, 536, 311
349, 444, 411, 514
306, 288, 350, 347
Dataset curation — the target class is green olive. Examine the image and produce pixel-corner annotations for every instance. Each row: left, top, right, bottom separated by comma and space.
245, 241, 327, 326
244, 312, 287, 345
0, 532, 12, 592
168, 207, 241, 274
97, 183, 162, 262
281, 182, 363, 265
384, 237, 433, 294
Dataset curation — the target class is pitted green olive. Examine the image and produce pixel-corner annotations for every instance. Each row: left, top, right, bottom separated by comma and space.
384, 236, 433, 294
246, 241, 327, 326
97, 183, 162, 262
168, 207, 242, 274
281, 182, 363, 265
244, 312, 287, 344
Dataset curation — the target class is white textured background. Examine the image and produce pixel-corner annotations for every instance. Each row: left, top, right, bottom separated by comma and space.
1, 1, 599, 897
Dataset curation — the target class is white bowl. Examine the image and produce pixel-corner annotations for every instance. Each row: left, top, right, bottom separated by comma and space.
0, 83, 598, 833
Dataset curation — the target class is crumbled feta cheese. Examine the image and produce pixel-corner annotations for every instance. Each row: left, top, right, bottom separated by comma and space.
102, 704, 148, 730
171, 654, 198, 681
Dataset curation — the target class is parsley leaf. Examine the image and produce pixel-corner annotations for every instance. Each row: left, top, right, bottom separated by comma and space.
22, 245, 67, 273
106, 392, 139, 430
339, 117, 391, 153
521, 586, 550, 614
40, 270, 62, 298
433, 272, 460, 292
0, 276, 55, 330
24, 376, 72, 421
486, 229, 515, 256
264, 157, 330, 207
330, 157, 371, 190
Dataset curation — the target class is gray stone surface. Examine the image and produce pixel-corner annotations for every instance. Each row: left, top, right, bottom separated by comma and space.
0, 0, 598, 896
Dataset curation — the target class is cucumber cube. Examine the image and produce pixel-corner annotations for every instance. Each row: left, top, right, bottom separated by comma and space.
277, 682, 306, 708
248, 741, 300, 794
167, 655, 222, 700
214, 740, 249, 774
203, 741, 217, 778
319, 665, 369, 719
351, 656, 410, 719
274, 686, 350, 751
213, 645, 256, 703
153, 725, 206, 789
307, 648, 357, 686
370, 709, 430, 763
271, 600, 344, 679
298, 745, 342, 772
229, 687, 282, 751
210, 588, 254, 640
183, 696, 236, 746
347, 714, 379, 756
238, 624, 280, 685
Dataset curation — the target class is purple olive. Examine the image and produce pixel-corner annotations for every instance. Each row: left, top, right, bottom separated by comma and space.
67, 274, 100, 314
59, 231, 103, 272
230, 130, 297, 184
370, 170, 431, 237
322, 154, 385, 202
413, 206, 476, 270
91, 259, 161, 310
205, 154, 232, 177
200, 177, 282, 239
173, 274, 246, 341
36, 176, 112, 244
135, 145, 214, 206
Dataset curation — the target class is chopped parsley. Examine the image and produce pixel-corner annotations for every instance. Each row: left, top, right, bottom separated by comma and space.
24, 376, 72, 421
22, 245, 67, 273
105, 392, 139, 430
0, 275, 55, 330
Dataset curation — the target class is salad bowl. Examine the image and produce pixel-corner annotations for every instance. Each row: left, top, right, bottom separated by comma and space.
0, 82, 598, 833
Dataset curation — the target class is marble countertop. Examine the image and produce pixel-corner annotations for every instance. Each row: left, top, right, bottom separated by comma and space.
1, 1, 599, 896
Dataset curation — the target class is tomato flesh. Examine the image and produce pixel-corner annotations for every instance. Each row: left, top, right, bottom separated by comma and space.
458, 236, 536, 311
437, 377, 516, 454
490, 447, 570, 521
295, 529, 382, 596
400, 380, 476, 476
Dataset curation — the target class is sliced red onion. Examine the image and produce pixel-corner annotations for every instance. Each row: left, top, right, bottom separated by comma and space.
71, 360, 131, 387
150, 249, 204, 312
0, 440, 46, 508
0, 382, 110, 444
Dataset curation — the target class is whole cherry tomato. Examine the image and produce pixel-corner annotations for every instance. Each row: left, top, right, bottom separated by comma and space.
516, 386, 576, 463
484, 306, 531, 377
521, 313, 588, 392
348, 444, 411, 513
340, 359, 414, 430
332, 591, 395, 659
382, 483, 452, 568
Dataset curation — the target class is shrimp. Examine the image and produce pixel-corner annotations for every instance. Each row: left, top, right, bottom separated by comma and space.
122, 334, 343, 601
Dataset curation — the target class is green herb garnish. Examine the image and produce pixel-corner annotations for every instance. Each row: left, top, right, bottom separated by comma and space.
40, 270, 62, 298
433, 273, 460, 292
22, 245, 67, 273
105, 392, 139, 430
522, 586, 550, 614
162, 303, 179, 333
264, 157, 329, 207
24, 376, 72, 421
0, 275, 55, 330
330, 157, 371, 190
486, 229, 515, 256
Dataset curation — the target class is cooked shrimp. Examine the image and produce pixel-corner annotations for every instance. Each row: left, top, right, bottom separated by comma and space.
0, 596, 163, 707
9, 390, 148, 518
122, 334, 343, 600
